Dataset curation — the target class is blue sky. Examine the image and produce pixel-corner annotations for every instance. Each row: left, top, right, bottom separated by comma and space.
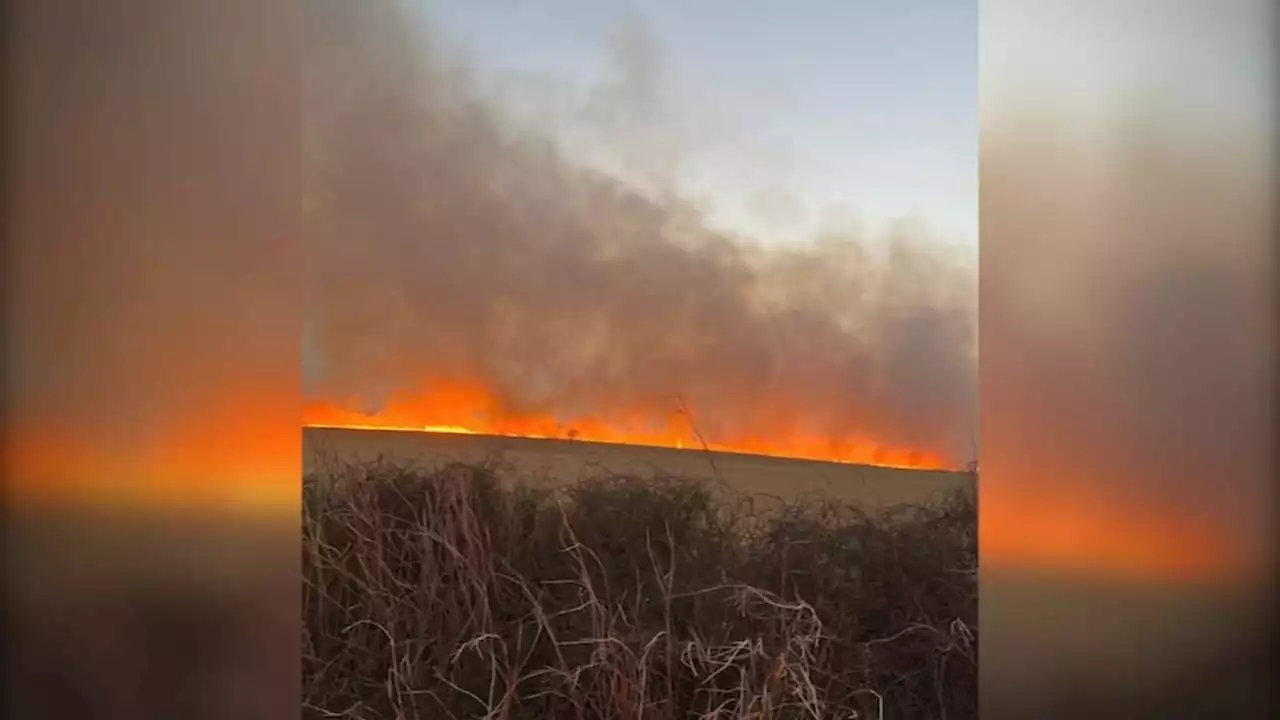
418, 0, 976, 246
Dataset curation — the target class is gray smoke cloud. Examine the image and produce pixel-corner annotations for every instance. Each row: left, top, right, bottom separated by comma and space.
303, 1, 977, 464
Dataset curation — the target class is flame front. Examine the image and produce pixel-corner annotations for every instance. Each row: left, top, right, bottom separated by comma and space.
302, 378, 951, 470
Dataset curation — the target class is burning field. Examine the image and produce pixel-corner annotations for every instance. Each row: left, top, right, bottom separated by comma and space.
303, 1, 978, 485
302, 3, 979, 718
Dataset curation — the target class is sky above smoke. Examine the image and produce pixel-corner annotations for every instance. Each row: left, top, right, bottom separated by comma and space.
422, 0, 978, 246
303, 1, 978, 463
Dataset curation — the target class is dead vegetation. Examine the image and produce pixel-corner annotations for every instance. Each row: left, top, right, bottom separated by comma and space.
303, 460, 977, 719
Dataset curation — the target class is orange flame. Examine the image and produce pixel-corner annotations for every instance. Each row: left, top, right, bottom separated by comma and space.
302, 377, 952, 470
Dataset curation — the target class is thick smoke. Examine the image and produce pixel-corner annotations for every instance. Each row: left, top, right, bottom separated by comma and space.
304, 1, 977, 463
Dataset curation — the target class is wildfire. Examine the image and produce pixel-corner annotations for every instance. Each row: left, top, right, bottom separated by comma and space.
302, 378, 953, 470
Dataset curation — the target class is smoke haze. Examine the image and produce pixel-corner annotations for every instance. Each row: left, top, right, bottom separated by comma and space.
303, 1, 977, 465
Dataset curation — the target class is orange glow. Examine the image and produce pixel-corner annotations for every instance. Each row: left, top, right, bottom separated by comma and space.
302, 377, 952, 470
5, 405, 300, 513
4, 382, 1253, 584
981, 486, 1244, 582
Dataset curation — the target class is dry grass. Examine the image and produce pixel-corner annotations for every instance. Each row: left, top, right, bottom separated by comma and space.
302, 460, 977, 719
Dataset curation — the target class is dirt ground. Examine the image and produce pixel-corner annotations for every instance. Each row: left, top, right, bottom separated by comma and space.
304, 426, 973, 511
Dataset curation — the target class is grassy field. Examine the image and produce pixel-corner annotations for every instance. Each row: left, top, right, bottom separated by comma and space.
303, 427, 974, 512
303, 428, 978, 719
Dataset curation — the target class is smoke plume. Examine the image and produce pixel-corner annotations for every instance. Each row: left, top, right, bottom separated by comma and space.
303, 1, 977, 465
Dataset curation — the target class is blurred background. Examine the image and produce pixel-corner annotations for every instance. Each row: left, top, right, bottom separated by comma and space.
981, 0, 1276, 716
